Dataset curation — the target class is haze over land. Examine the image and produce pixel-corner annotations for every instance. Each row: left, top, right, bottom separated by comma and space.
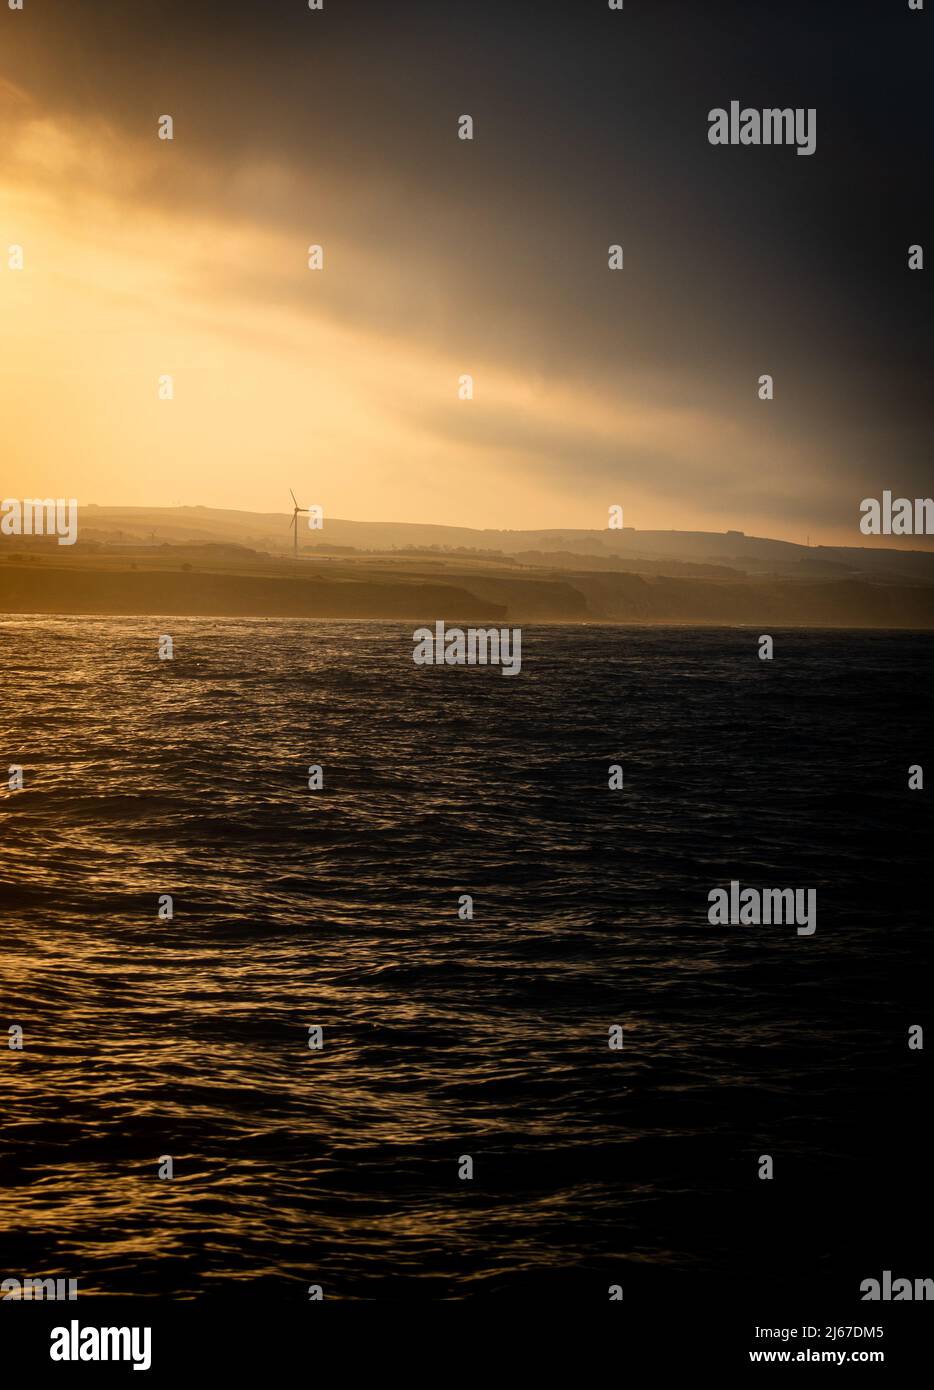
2, 505, 933, 627
2, 4, 930, 623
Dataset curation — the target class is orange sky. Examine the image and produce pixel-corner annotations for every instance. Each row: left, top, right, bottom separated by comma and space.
1, 3, 930, 549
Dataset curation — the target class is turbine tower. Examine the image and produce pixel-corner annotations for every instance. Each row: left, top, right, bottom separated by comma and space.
289, 488, 308, 558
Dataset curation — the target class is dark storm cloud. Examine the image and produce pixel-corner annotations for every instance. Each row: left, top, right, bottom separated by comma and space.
5, 0, 932, 532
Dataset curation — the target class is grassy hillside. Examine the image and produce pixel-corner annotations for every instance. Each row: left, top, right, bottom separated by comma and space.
2, 547, 933, 626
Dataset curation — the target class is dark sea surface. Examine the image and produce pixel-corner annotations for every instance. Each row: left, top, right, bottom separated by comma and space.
1, 618, 931, 1301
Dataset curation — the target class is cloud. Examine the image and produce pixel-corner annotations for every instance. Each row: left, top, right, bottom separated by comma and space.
1, 1, 930, 543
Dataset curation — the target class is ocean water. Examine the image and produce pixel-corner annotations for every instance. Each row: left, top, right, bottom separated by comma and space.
1, 618, 931, 1300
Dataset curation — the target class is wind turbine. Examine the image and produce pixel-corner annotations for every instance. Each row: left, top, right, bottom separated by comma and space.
288, 488, 309, 558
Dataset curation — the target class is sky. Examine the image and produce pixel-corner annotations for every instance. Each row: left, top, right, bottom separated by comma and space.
1, 0, 931, 544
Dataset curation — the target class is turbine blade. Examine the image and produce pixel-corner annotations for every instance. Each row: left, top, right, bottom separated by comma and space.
289, 488, 298, 508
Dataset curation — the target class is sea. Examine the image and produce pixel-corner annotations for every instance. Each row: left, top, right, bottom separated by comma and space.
1, 618, 931, 1300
